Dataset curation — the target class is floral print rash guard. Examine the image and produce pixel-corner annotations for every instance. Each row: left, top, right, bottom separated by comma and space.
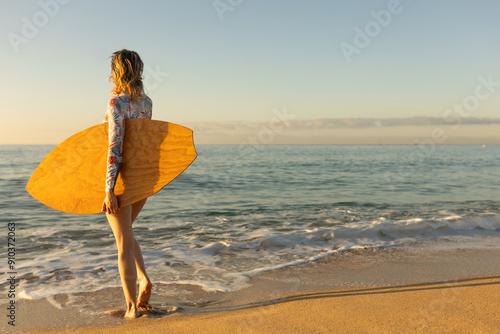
104, 94, 152, 192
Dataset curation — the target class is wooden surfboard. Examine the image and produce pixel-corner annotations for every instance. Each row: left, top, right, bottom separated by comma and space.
26, 119, 197, 214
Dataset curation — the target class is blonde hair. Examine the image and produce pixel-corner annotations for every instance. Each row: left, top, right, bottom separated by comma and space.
109, 49, 144, 102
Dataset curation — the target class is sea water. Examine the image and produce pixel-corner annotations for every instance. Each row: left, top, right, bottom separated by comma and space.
1, 144, 499, 301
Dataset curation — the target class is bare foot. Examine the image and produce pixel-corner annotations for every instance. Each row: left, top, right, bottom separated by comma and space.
137, 278, 152, 308
123, 306, 140, 319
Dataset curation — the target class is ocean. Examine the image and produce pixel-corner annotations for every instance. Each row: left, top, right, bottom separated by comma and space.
1, 144, 499, 303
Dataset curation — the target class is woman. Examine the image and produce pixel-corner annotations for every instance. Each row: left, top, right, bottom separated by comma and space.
101, 49, 153, 319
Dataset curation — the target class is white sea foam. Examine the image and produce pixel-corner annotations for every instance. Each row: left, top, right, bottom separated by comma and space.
11, 209, 500, 302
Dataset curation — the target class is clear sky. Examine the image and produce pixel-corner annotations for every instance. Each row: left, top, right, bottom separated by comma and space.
1, 0, 499, 144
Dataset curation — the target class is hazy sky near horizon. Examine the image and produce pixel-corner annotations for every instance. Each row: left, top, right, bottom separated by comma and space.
1, 0, 500, 144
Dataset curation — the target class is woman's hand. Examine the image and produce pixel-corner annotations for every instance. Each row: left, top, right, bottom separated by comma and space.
102, 191, 119, 214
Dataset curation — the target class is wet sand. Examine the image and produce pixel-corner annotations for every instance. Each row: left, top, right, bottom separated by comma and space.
6, 236, 500, 333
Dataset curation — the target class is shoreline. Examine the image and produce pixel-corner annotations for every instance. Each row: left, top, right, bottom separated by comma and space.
6, 236, 500, 333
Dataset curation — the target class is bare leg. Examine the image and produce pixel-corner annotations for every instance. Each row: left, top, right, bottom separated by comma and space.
106, 205, 139, 318
130, 199, 152, 308
131, 198, 147, 224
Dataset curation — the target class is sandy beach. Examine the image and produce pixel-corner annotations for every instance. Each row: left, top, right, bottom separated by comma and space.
27, 276, 500, 334
6, 237, 500, 334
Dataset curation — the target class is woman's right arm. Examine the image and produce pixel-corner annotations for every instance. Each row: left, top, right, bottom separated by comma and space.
102, 97, 125, 213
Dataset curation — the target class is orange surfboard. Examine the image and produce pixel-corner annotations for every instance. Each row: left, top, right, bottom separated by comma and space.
26, 119, 197, 214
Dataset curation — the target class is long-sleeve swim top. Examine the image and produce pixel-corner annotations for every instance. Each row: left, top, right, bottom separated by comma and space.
104, 93, 152, 192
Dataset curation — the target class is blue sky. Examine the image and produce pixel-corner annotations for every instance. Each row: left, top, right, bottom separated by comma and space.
1, 0, 500, 144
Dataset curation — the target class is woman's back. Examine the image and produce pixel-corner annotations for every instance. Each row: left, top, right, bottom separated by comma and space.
105, 95, 152, 121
